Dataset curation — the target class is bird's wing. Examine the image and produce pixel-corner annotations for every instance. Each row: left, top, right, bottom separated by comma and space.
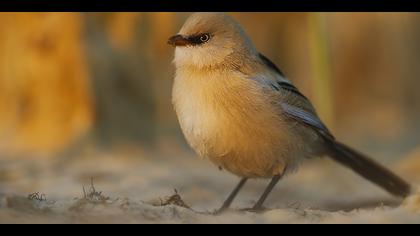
257, 53, 334, 140
280, 103, 334, 139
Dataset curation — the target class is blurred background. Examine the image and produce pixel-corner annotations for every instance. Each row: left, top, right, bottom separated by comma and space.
0, 13, 420, 215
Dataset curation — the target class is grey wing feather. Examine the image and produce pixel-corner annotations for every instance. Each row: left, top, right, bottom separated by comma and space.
281, 103, 334, 139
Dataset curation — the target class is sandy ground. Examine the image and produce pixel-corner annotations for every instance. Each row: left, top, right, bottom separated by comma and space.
0, 146, 420, 224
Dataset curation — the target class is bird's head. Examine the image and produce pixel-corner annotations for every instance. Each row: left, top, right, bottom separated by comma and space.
168, 13, 257, 69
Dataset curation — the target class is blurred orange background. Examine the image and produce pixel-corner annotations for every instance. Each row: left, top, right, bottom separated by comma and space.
0, 12, 419, 162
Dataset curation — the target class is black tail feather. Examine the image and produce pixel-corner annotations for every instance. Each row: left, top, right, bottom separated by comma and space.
325, 140, 411, 198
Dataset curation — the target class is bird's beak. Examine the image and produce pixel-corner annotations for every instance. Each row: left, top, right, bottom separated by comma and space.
167, 34, 189, 47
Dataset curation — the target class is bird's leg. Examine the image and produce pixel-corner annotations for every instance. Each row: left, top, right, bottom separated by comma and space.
216, 177, 248, 214
251, 174, 283, 211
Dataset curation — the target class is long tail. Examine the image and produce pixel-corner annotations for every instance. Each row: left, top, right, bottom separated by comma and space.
325, 139, 411, 198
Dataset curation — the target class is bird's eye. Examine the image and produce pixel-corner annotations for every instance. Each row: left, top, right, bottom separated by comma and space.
199, 34, 210, 43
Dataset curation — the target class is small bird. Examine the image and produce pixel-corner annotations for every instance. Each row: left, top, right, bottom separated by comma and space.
168, 12, 411, 212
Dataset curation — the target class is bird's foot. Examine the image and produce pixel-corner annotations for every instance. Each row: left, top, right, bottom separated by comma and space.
212, 206, 230, 215
241, 206, 268, 213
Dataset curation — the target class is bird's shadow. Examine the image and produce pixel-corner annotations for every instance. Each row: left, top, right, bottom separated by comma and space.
198, 198, 404, 216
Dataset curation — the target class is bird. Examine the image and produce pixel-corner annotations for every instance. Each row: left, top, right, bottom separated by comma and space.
167, 12, 411, 213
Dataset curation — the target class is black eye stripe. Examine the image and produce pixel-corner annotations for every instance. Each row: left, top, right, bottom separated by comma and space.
188, 33, 211, 45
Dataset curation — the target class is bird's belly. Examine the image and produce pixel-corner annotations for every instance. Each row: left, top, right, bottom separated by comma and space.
178, 106, 295, 177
